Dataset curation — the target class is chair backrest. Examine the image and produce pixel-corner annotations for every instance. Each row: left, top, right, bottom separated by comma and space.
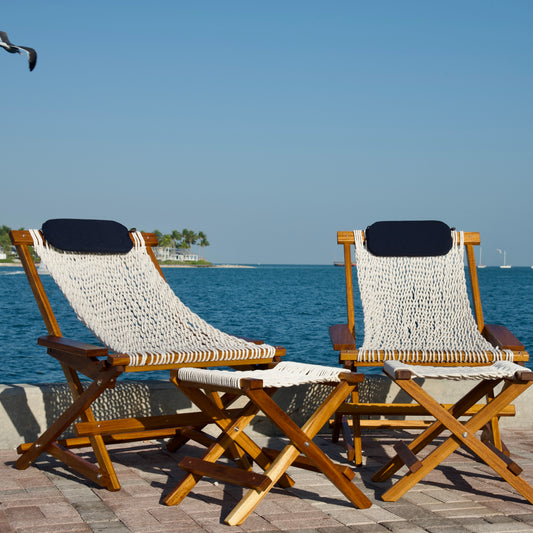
11, 219, 276, 368
338, 221, 512, 364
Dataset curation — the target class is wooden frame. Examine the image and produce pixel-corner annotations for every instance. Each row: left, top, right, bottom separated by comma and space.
163, 370, 372, 525
330, 229, 529, 465
374, 365, 533, 503
10, 228, 285, 491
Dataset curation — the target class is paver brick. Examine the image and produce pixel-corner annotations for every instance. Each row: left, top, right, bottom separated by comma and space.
16, 523, 91, 533
4, 505, 44, 525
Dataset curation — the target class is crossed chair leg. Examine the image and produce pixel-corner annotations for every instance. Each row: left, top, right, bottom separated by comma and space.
164, 371, 372, 526
331, 381, 515, 468
14, 364, 248, 493
373, 372, 533, 504
15, 365, 123, 491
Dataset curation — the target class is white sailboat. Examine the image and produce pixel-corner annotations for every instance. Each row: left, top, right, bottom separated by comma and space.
477, 247, 486, 268
497, 249, 511, 269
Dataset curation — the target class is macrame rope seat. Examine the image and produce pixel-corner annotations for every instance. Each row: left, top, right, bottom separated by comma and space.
29, 229, 276, 367
353, 229, 514, 365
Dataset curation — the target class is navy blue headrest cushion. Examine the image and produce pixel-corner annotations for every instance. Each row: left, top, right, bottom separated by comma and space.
365, 220, 453, 257
42, 219, 133, 253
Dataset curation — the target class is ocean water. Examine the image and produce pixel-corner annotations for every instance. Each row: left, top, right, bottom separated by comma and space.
0, 265, 532, 384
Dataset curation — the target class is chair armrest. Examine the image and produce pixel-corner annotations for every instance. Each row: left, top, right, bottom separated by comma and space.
482, 324, 525, 351
329, 324, 356, 351
38, 335, 109, 358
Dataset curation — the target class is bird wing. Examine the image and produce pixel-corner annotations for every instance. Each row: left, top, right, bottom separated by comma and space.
17, 46, 37, 71
0, 31, 13, 45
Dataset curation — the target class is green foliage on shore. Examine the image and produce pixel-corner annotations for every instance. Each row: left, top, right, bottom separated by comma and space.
0, 225, 211, 266
159, 259, 212, 267
152, 228, 210, 252
152, 228, 211, 266
0, 225, 16, 261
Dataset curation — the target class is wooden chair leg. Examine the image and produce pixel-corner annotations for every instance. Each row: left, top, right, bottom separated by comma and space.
166, 391, 240, 452
352, 413, 363, 465
373, 378, 498, 483
16, 367, 121, 490
342, 416, 356, 462
331, 412, 342, 443
379, 378, 533, 504
64, 365, 121, 491
163, 400, 261, 506
225, 381, 371, 526
348, 386, 364, 465
481, 385, 512, 456
171, 379, 251, 464
333, 387, 361, 464
172, 380, 295, 488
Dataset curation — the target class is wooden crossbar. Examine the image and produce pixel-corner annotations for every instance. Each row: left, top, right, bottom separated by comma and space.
337, 230, 481, 245
179, 457, 271, 491
335, 402, 515, 417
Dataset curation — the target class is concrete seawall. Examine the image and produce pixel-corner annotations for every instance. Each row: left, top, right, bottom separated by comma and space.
2, 375, 532, 450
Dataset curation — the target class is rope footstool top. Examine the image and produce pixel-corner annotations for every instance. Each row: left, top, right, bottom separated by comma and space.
177, 361, 351, 390
384, 360, 533, 381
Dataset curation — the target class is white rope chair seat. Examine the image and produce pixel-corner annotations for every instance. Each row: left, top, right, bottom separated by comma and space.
384, 360, 529, 381
354, 230, 514, 364
30, 230, 276, 367
177, 361, 347, 390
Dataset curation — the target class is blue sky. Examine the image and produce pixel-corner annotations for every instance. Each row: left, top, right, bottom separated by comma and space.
2, 1, 532, 265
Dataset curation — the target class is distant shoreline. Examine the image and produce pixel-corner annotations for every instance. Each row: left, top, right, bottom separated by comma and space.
0, 262, 254, 269
160, 264, 255, 269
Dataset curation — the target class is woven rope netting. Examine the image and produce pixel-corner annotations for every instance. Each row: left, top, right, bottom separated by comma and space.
353, 230, 513, 364
384, 359, 525, 381
30, 230, 275, 367
177, 361, 346, 389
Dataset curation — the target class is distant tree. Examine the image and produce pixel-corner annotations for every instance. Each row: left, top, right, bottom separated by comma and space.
198, 231, 210, 256
150, 227, 208, 260
171, 230, 182, 248
180, 228, 198, 249
159, 233, 173, 247
0, 225, 12, 254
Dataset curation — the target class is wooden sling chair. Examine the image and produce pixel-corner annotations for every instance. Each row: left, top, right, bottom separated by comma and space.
330, 220, 529, 467
10, 218, 372, 524
10, 218, 285, 492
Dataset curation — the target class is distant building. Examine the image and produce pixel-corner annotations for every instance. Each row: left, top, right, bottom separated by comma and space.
153, 247, 199, 262
0, 252, 6, 260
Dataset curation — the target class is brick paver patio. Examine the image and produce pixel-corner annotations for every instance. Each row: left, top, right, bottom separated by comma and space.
2, 428, 533, 532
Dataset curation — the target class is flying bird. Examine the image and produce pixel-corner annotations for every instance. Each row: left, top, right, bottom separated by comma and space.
0, 30, 37, 71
